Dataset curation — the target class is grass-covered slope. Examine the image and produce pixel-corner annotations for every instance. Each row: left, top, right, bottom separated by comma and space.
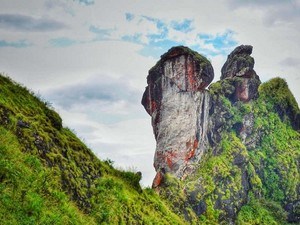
0, 74, 187, 225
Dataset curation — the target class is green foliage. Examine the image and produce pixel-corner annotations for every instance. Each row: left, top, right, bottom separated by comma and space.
237, 194, 288, 225
177, 77, 299, 224
247, 163, 262, 195
90, 176, 187, 224
0, 127, 97, 225
179, 132, 249, 223
0, 73, 187, 224
209, 79, 235, 97
198, 198, 220, 225
158, 174, 197, 222
45, 108, 62, 130
258, 77, 300, 130
244, 80, 300, 206
259, 77, 299, 115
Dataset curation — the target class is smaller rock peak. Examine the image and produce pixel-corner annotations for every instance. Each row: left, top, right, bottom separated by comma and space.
228, 45, 253, 57
221, 45, 255, 80
220, 45, 261, 102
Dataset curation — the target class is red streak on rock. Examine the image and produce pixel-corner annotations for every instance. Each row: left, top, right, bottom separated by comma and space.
166, 157, 173, 169
165, 151, 178, 169
152, 171, 163, 188
150, 100, 157, 114
236, 79, 249, 102
193, 139, 199, 149
185, 139, 199, 161
186, 60, 197, 91
198, 82, 208, 91
154, 150, 179, 170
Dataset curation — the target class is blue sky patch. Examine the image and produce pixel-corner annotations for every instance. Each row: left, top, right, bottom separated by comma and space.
146, 23, 168, 41
198, 30, 238, 55
0, 39, 31, 48
74, 0, 94, 6
89, 26, 113, 40
171, 19, 194, 32
89, 26, 112, 35
49, 37, 77, 47
141, 15, 157, 23
125, 13, 134, 21
122, 33, 143, 44
141, 15, 168, 31
120, 13, 236, 59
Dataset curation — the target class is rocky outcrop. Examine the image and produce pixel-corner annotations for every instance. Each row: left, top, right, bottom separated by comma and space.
142, 46, 214, 185
142, 45, 300, 224
221, 45, 254, 80
142, 45, 262, 187
221, 45, 261, 102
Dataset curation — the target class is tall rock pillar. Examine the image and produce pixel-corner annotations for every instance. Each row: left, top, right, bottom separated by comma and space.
141, 46, 214, 187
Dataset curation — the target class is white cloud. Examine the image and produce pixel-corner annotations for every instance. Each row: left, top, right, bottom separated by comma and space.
0, 14, 67, 32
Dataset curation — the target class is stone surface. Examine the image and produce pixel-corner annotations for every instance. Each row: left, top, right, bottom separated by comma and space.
221, 45, 261, 102
142, 46, 214, 182
221, 45, 254, 79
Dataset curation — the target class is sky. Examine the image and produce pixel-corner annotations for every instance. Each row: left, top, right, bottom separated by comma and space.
1, 0, 300, 186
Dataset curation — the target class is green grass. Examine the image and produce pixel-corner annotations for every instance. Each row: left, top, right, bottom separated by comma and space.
0, 74, 187, 224
237, 194, 288, 225
0, 127, 97, 225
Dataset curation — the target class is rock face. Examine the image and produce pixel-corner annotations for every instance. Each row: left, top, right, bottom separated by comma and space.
142, 46, 214, 185
221, 45, 261, 102
142, 45, 262, 186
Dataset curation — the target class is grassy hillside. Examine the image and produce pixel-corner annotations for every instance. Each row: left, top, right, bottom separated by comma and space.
1, 74, 299, 224
0, 74, 187, 224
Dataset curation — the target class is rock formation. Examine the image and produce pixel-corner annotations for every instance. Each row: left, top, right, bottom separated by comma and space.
142, 45, 261, 186
142, 46, 214, 186
142, 45, 300, 223
221, 45, 261, 102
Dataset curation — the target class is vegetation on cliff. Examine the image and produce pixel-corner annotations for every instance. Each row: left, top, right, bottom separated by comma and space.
158, 77, 300, 224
